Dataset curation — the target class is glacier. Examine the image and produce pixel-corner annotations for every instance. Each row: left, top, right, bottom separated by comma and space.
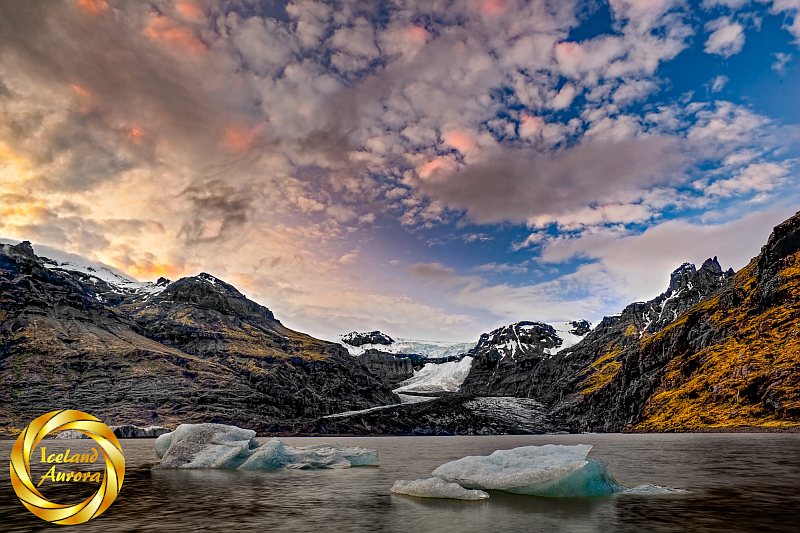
393, 356, 474, 394
391, 478, 489, 501
155, 423, 378, 470
339, 334, 475, 358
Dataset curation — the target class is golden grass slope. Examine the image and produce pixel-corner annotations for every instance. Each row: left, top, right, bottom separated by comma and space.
636, 254, 800, 431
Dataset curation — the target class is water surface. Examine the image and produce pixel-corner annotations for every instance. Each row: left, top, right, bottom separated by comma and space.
2, 434, 799, 532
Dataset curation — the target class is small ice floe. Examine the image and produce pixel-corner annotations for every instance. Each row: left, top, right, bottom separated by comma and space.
391, 444, 685, 501
622, 484, 689, 495
391, 478, 489, 501
155, 423, 378, 470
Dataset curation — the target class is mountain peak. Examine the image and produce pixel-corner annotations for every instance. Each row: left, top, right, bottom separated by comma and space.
668, 262, 697, 292
341, 331, 395, 347
568, 320, 592, 336
700, 256, 723, 274
11, 240, 35, 258
472, 321, 560, 360
757, 210, 800, 274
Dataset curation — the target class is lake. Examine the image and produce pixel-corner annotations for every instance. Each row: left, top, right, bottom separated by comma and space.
2, 433, 799, 532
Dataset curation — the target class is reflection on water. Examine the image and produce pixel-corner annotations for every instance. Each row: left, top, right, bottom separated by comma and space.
1, 433, 799, 532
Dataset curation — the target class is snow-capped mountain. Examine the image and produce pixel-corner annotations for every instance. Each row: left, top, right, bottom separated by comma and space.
339, 331, 475, 358
0, 238, 171, 302
470, 320, 592, 361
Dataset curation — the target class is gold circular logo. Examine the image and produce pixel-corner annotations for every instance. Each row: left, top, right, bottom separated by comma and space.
9, 410, 125, 525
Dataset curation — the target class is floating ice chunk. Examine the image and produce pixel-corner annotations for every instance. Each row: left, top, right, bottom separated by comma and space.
623, 484, 689, 495
432, 444, 621, 497
391, 478, 489, 501
155, 424, 378, 470
241, 439, 379, 470
155, 423, 259, 469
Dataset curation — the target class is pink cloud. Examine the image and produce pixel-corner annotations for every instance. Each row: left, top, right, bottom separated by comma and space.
418, 156, 458, 180
443, 129, 477, 155
75, 0, 108, 15
175, 1, 205, 23
143, 14, 206, 55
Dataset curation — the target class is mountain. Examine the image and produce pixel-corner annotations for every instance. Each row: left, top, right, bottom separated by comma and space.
465, 213, 800, 432
459, 320, 591, 396
0, 242, 397, 436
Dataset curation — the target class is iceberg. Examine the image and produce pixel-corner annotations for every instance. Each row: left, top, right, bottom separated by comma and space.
391, 478, 489, 501
431, 444, 622, 497
155, 423, 378, 470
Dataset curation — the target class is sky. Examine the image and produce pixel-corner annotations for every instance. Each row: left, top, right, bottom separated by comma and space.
0, 0, 799, 343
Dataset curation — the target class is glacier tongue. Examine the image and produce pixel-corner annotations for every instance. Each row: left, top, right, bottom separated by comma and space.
393, 356, 474, 394
155, 423, 378, 470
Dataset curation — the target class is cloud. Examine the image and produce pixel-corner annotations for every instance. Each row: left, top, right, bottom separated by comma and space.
473, 262, 529, 275
539, 205, 798, 304
408, 262, 459, 280
704, 16, 746, 57
704, 161, 790, 197
339, 249, 361, 264
765, 0, 800, 43
410, 135, 688, 226
772, 51, 793, 73
710, 74, 729, 92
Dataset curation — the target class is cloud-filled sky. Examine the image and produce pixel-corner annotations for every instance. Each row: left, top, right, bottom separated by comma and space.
1, 0, 799, 342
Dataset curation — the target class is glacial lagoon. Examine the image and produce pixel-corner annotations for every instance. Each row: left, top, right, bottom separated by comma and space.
2, 433, 799, 532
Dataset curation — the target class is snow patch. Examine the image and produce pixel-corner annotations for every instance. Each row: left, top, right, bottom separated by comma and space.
544, 322, 588, 356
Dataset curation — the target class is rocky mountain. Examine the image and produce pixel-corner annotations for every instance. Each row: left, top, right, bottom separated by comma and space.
469, 213, 800, 432
355, 350, 427, 388
0, 242, 397, 436
459, 320, 590, 396
341, 330, 394, 347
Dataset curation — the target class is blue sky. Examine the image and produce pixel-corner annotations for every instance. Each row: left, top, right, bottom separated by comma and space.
0, 0, 798, 341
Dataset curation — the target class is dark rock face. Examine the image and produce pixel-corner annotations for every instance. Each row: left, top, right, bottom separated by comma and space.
0, 243, 398, 436
341, 331, 394, 347
356, 350, 428, 388
569, 320, 592, 336
308, 395, 553, 436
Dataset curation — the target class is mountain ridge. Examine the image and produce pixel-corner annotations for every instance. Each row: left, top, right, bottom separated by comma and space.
0, 241, 397, 436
